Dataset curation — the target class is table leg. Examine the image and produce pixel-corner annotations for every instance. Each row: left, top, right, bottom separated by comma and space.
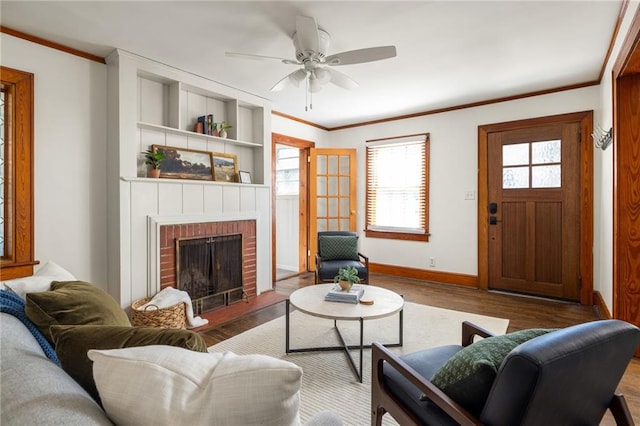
286, 308, 403, 383
285, 299, 290, 354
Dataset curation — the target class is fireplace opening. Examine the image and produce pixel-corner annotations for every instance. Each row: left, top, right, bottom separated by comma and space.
176, 233, 245, 315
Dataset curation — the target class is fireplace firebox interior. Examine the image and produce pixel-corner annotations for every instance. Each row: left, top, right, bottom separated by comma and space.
176, 233, 245, 314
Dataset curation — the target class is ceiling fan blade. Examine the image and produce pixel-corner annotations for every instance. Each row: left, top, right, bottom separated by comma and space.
271, 69, 308, 92
327, 68, 359, 90
295, 15, 319, 53
225, 51, 299, 65
324, 46, 397, 66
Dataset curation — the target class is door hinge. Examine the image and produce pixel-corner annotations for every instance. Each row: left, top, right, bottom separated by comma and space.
308, 156, 311, 163
308, 250, 311, 257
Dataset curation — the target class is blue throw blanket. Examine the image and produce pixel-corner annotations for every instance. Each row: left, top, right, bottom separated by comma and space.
0, 289, 60, 365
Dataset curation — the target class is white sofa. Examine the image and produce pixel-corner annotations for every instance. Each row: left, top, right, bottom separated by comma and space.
1, 263, 342, 426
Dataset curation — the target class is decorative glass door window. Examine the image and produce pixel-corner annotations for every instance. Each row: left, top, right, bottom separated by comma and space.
502, 140, 561, 189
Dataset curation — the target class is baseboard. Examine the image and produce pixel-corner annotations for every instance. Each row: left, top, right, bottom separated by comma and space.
593, 291, 612, 319
370, 262, 478, 288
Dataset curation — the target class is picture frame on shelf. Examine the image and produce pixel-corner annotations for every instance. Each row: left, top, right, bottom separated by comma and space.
212, 152, 238, 182
239, 171, 252, 184
152, 145, 214, 181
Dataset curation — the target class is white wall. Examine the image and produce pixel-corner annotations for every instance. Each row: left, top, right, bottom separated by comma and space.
272, 114, 330, 146
0, 34, 108, 288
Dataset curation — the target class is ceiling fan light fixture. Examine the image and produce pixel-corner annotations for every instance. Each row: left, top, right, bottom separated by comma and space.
314, 68, 331, 84
309, 74, 323, 93
290, 69, 307, 87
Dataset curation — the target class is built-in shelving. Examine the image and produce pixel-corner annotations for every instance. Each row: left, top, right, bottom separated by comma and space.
136, 121, 262, 148
134, 64, 269, 185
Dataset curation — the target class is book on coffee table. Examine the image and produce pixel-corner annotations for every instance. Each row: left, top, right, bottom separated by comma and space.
324, 284, 365, 304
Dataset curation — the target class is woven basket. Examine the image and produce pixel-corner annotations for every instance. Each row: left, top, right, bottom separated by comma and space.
131, 296, 187, 329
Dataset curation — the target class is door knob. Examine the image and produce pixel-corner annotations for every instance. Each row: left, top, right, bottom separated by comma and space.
489, 202, 498, 214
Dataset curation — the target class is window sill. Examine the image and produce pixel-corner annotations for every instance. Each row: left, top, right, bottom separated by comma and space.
365, 230, 429, 242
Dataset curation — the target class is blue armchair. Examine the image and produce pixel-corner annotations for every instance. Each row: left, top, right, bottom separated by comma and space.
315, 231, 369, 284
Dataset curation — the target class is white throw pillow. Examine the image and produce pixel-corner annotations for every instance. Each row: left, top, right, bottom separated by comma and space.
2, 261, 76, 299
88, 345, 303, 426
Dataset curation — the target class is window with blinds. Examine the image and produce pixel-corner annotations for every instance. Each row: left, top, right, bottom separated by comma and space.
365, 134, 429, 241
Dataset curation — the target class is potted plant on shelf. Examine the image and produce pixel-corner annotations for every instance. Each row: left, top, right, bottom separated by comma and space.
142, 148, 165, 178
216, 121, 232, 138
334, 266, 360, 291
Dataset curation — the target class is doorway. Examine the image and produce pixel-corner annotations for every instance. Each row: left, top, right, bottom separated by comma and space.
271, 133, 314, 282
612, 9, 640, 349
478, 111, 594, 304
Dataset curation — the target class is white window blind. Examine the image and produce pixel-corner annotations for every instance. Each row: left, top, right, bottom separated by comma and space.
366, 135, 428, 238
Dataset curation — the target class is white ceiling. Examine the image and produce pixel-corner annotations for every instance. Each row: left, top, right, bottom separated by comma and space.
0, 1, 622, 128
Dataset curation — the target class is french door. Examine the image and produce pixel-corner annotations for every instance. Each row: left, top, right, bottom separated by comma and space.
308, 148, 357, 270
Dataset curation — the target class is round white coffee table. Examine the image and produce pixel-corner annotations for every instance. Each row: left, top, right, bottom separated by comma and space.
286, 284, 404, 382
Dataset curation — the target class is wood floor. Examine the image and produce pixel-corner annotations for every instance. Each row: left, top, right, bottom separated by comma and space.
199, 272, 639, 425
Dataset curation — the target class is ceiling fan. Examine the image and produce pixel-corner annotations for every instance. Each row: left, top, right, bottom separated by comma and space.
226, 16, 396, 109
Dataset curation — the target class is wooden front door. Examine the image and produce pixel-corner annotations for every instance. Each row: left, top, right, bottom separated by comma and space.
309, 148, 357, 270
486, 119, 583, 301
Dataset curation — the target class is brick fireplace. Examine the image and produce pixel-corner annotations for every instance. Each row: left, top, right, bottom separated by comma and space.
156, 220, 257, 314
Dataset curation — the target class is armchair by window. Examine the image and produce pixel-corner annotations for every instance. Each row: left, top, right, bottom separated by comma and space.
372, 319, 640, 426
315, 231, 369, 284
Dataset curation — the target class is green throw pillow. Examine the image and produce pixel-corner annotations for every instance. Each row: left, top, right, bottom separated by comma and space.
50, 324, 208, 403
319, 235, 359, 260
25, 280, 131, 343
426, 328, 552, 416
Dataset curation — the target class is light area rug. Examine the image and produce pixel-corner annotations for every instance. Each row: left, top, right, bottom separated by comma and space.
208, 302, 509, 426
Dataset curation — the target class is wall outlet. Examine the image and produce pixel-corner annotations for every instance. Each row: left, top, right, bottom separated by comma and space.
464, 190, 476, 200
429, 257, 436, 267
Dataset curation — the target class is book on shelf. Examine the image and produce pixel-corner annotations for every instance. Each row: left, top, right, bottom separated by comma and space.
206, 114, 213, 135
324, 284, 365, 304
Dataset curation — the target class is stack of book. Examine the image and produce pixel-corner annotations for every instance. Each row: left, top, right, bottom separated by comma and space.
324, 284, 365, 304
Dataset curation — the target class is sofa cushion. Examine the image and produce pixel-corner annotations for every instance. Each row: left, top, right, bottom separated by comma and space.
88, 345, 303, 426
319, 235, 359, 260
51, 324, 208, 403
2, 261, 76, 299
25, 281, 131, 343
428, 328, 552, 416
0, 314, 112, 425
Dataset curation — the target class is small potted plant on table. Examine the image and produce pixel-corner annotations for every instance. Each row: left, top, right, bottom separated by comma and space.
334, 266, 360, 291
143, 148, 165, 178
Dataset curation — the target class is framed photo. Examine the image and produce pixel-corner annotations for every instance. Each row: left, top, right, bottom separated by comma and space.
152, 145, 214, 181
212, 152, 238, 182
239, 171, 252, 184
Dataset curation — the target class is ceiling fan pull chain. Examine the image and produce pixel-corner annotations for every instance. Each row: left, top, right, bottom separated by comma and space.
305, 76, 309, 111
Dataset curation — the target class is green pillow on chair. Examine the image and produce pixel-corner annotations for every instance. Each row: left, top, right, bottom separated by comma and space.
319, 235, 359, 260
425, 328, 552, 416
